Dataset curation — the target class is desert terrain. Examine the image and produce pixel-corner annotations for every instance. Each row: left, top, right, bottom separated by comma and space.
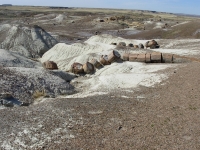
1, 5, 200, 149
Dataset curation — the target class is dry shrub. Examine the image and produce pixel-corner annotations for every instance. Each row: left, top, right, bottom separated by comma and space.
32, 89, 46, 99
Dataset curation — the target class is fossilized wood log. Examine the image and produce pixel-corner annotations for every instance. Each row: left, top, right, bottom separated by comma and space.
108, 50, 121, 63
100, 55, 111, 65
89, 58, 102, 69
70, 62, 84, 74
83, 62, 95, 74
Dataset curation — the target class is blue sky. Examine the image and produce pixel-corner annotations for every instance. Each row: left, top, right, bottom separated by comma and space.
1, 0, 200, 15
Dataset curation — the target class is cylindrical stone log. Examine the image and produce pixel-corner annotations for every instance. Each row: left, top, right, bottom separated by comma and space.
122, 53, 129, 61
83, 62, 95, 74
162, 53, 173, 63
70, 62, 84, 74
145, 53, 151, 63
128, 43, 134, 47
89, 58, 102, 69
151, 52, 162, 63
136, 54, 146, 62
138, 43, 144, 49
118, 42, 126, 46
99, 55, 111, 65
129, 54, 138, 62
43, 61, 58, 70
108, 50, 121, 63
111, 42, 117, 45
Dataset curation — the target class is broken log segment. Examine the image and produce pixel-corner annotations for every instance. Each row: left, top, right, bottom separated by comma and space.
89, 58, 102, 69
128, 43, 134, 47
70, 62, 84, 74
118, 42, 126, 46
151, 52, 162, 63
100, 55, 111, 65
162, 53, 174, 63
43, 60, 58, 70
108, 50, 121, 63
83, 62, 95, 74
138, 43, 144, 49
145, 53, 151, 63
136, 54, 146, 62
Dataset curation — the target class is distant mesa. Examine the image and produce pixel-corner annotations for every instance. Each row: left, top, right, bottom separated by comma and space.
1, 4, 12, 6
49, 6, 69, 9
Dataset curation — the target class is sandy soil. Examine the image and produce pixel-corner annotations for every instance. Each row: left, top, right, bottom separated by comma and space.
1, 62, 200, 149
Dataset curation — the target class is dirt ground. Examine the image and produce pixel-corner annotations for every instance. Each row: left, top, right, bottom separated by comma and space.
1, 6, 200, 150
0, 62, 200, 149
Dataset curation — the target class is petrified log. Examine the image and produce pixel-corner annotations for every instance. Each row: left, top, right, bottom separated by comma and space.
70, 62, 84, 74
129, 54, 138, 62
99, 55, 111, 65
145, 53, 151, 63
138, 43, 144, 49
89, 58, 102, 69
136, 54, 146, 62
83, 62, 95, 74
43, 61, 58, 70
122, 53, 129, 61
128, 43, 134, 47
162, 53, 174, 63
145, 40, 160, 49
108, 50, 121, 63
151, 52, 162, 63
111, 42, 117, 45
118, 42, 126, 46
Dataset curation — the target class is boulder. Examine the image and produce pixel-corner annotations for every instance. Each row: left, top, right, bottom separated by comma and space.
134, 45, 139, 48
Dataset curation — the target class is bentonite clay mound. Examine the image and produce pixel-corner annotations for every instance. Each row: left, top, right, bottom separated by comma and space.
0, 24, 58, 58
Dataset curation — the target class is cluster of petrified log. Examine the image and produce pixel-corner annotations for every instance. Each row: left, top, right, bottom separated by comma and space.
112, 40, 160, 49
70, 50, 121, 74
123, 52, 174, 63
